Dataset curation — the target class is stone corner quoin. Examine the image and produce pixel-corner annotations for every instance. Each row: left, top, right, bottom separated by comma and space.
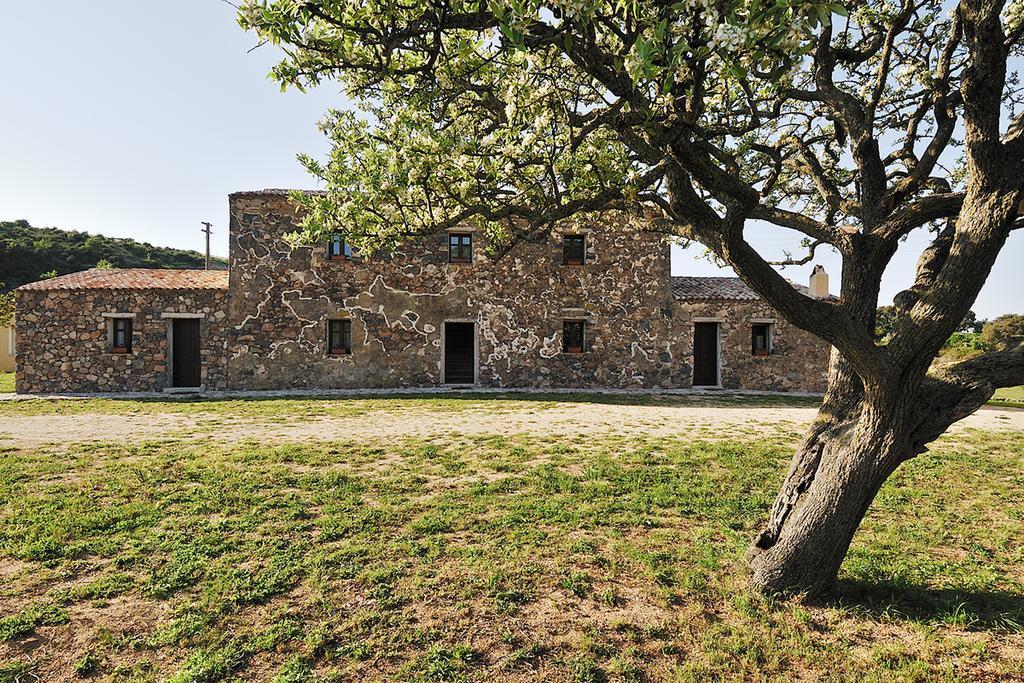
13, 191, 831, 394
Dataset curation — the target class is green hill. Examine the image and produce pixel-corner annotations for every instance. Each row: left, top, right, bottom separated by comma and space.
0, 220, 227, 291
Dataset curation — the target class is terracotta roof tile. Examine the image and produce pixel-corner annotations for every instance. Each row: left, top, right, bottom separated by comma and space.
17, 268, 229, 291
671, 276, 814, 301
229, 188, 326, 199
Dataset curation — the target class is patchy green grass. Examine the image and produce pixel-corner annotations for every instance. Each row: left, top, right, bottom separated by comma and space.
995, 386, 1024, 400
0, 391, 821, 419
0, 393, 559, 419
1, 426, 1021, 681
0, 372, 13, 393
990, 386, 1024, 409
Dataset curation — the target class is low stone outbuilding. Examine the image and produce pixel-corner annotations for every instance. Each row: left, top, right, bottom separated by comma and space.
15, 269, 229, 393
14, 190, 832, 394
671, 276, 829, 392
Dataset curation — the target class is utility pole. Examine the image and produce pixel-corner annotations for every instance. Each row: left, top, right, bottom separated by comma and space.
200, 222, 213, 270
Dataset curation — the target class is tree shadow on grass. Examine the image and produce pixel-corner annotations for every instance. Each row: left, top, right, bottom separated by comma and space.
819, 579, 1024, 631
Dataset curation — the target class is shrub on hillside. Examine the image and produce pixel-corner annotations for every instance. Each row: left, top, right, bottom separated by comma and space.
0, 290, 12, 327
940, 332, 990, 361
0, 220, 225, 291
981, 314, 1024, 349
876, 306, 982, 343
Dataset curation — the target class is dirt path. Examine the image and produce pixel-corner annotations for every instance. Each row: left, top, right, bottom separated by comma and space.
1, 403, 1021, 448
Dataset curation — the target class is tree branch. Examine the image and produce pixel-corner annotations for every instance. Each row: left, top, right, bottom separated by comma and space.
910, 341, 1024, 450
875, 192, 965, 241
767, 239, 826, 267
749, 205, 843, 246
939, 341, 1024, 390
960, 0, 1011, 186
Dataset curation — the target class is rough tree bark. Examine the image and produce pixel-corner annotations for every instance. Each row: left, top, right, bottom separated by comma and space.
747, 183, 1023, 595
747, 363, 930, 594
747, 342, 1022, 595
743, 0, 1024, 589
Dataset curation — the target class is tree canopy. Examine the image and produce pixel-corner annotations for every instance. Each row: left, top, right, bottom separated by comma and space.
240, 0, 1022, 374
239, 0, 1024, 594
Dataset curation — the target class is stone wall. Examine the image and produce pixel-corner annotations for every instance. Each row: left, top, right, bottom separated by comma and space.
15, 288, 228, 393
225, 192, 831, 392
673, 300, 831, 392
226, 192, 686, 389
11, 193, 831, 395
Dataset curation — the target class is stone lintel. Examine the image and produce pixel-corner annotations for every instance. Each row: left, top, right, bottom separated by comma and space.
560, 308, 593, 320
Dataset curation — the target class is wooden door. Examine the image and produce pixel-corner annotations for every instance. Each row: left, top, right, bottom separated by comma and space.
444, 322, 475, 384
172, 318, 201, 388
692, 322, 719, 386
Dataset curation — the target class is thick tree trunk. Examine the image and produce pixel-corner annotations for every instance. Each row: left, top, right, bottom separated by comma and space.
747, 357, 919, 595
746, 348, 1005, 595
747, 415, 905, 594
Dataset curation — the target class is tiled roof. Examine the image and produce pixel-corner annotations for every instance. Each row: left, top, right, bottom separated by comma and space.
671, 276, 758, 301
671, 276, 813, 301
229, 188, 326, 199
17, 268, 229, 291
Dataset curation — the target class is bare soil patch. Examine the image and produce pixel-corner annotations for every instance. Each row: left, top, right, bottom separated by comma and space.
1, 402, 1021, 448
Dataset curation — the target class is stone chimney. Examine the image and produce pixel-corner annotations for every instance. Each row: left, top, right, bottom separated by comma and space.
808, 265, 830, 299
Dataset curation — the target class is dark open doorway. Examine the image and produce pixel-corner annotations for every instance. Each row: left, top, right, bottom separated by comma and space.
692, 322, 719, 387
172, 318, 202, 388
444, 322, 475, 384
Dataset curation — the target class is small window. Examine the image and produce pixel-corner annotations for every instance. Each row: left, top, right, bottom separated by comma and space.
563, 235, 586, 265
563, 320, 586, 354
110, 318, 132, 353
752, 323, 772, 356
449, 233, 472, 264
328, 234, 354, 260
327, 319, 352, 355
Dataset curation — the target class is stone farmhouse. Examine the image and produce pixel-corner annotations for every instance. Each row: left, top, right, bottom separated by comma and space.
14, 190, 832, 394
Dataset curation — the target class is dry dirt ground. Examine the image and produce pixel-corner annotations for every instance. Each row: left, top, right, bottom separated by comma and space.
1, 401, 1022, 447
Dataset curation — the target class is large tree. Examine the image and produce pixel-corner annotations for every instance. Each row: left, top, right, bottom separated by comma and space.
239, 0, 1024, 594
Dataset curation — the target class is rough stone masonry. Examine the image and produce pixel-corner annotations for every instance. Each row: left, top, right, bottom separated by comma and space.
14, 190, 831, 393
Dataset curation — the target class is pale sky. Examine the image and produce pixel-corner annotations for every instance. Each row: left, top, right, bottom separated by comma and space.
1, 1, 1021, 318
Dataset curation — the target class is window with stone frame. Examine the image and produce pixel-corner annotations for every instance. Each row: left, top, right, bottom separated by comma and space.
328, 234, 354, 260
751, 323, 772, 356
327, 319, 352, 355
562, 235, 586, 265
448, 233, 473, 263
110, 318, 132, 353
563, 320, 586, 353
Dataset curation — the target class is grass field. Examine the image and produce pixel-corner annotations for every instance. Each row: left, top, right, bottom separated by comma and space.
0, 373, 13, 394
991, 385, 1024, 409
1, 394, 1022, 681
